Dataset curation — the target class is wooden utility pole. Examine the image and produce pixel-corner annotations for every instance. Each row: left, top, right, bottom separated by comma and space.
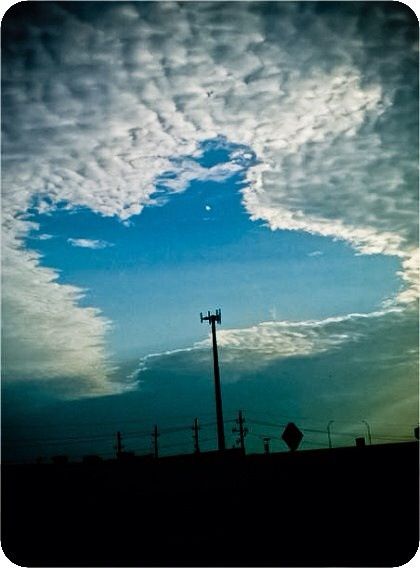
327, 420, 334, 449
233, 410, 248, 453
115, 431, 123, 458
192, 418, 200, 454
200, 309, 225, 451
152, 424, 159, 458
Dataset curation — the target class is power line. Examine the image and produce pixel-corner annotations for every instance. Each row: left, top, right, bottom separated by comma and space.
5, 410, 417, 464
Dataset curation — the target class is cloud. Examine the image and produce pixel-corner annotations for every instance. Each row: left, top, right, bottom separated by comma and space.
1, 232, 132, 398
67, 238, 114, 249
154, 157, 243, 196
213, 307, 416, 369
133, 305, 412, 378
1, 2, 418, 396
3, 304, 417, 462
308, 250, 323, 257
128, 305, 418, 431
4, 3, 417, 253
3, 3, 417, 231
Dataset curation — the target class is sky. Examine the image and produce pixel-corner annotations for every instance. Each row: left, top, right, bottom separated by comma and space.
2, 1, 418, 461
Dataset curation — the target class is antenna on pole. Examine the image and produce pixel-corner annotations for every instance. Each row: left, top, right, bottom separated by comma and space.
200, 309, 221, 325
200, 308, 225, 451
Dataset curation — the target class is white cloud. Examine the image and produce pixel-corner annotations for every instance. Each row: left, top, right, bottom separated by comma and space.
133, 305, 409, 379
308, 250, 323, 257
67, 238, 114, 249
155, 158, 243, 196
2, 2, 418, 396
128, 306, 418, 440
1, 232, 131, 397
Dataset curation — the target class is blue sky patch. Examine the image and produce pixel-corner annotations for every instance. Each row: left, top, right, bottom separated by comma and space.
26, 142, 402, 359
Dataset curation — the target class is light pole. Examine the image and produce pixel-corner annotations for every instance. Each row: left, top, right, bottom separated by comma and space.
327, 420, 334, 449
362, 420, 372, 445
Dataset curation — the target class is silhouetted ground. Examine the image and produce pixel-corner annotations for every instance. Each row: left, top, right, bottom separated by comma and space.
2, 442, 418, 566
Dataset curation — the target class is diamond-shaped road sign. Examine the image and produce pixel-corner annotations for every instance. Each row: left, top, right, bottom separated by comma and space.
282, 422, 303, 451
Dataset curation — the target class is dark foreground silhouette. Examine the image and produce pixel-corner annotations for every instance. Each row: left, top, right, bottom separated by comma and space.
2, 441, 418, 566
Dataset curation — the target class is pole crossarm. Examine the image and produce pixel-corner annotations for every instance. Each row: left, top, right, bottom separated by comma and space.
200, 309, 221, 325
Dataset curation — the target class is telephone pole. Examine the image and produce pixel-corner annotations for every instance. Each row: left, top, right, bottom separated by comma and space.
115, 431, 123, 458
327, 420, 334, 449
362, 420, 372, 445
200, 309, 225, 451
152, 424, 159, 459
233, 410, 248, 453
192, 418, 200, 454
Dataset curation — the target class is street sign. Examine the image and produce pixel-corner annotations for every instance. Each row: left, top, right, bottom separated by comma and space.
282, 422, 303, 451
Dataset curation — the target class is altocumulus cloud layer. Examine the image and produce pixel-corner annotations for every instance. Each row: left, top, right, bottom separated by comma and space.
133, 307, 417, 381
128, 307, 418, 442
2, 2, 418, 397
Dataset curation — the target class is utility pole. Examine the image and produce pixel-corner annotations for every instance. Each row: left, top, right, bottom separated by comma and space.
192, 418, 200, 454
233, 410, 248, 453
200, 309, 225, 451
115, 431, 123, 458
152, 424, 159, 459
327, 420, 334, 449
362, 420, 372, 445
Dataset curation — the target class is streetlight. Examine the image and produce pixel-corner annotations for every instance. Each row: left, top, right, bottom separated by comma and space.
362, 420, 372, 445
327, 420, 334, 449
